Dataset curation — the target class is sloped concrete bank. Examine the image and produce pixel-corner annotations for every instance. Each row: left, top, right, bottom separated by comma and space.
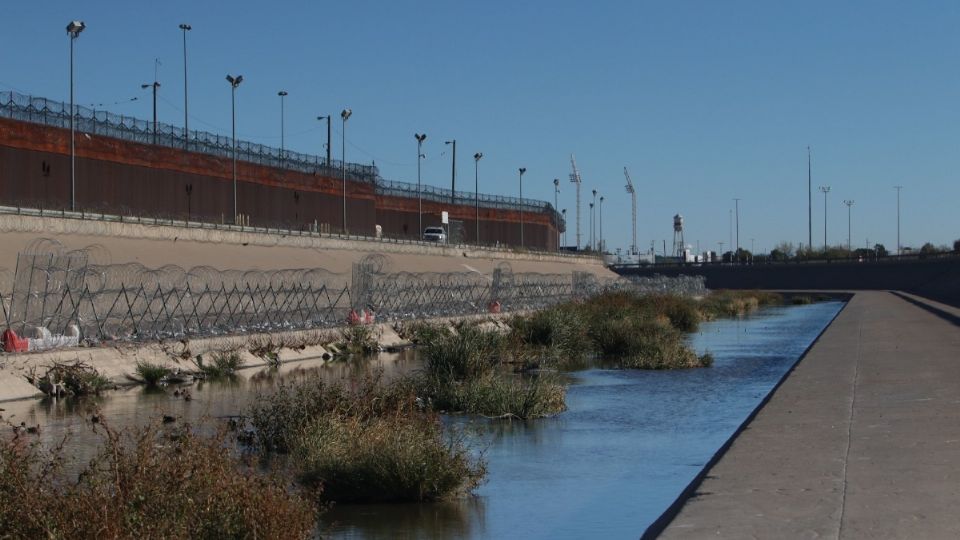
0, 312, 514, 403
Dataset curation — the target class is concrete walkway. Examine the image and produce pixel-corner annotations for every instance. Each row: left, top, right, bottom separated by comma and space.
659, 291, 960, 539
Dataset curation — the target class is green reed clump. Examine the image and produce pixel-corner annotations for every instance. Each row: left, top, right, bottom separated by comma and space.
422, 324, 505, 380
293, 412, 485, 503
196, 351, 244, 378
0, 420, 316, 539
247, 373, 486, 504
419, 372, 567, 419
508, 305, 588, 358
701, 290, 783, 319
134, 360, 171, 386
791, 295, 814, 305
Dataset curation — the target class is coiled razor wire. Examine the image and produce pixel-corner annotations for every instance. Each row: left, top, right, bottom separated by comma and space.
0, 241, 706, 344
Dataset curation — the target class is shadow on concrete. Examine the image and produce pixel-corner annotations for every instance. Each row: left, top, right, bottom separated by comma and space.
889, 291, 960, 328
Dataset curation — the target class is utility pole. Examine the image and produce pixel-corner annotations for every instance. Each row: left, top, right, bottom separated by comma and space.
141, 81, 160, 144
734, 198, 741, 261
819, 185, 831, 249
445, 139, 457, 204
894, 185, 903, 255
553, 178, 560, 253
843, 200, 855, 252
415, 133, 426, 235
569, 155, 583, 250
518, 167, 527, 248
624, 167, 637, 255
807, 146, 812, 253
179, 23, 191, 149
474, 152, 483, 244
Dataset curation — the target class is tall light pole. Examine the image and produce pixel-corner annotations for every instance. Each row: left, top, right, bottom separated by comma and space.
474, 152, 483, 243
278, 91, 288, 163
553, 178, 560, 253
807, 146, 812, 253
894, 185, 903, 255
819, 185, 831, 250
599, 195, 605, 253
67, 20, 85, 212
589, 202, 595, 251
591, 189, 598, 250
179, 23, 191, 149
733, 198, 741, 261
415, 133, 426, 235
226, 74, 243, 223
445, 139, 457, 205
317, 115, 331, 167
141, 81, 160, 144
843, 200, 855, 252
518, 167, 526, 248
340, 108, 352, 234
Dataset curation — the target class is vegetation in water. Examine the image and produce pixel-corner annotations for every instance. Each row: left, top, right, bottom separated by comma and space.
337, 324, 378, 356
29, 360, 114, 396
195, 351, 244, 378
247, 373, 486, 503
134, 360, 172, 386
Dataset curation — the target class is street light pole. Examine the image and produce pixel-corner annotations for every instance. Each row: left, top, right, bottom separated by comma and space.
445, 139, 456, 205
67, 20, 85, 212
843, 200, 855, 252
317, 116, 331, 167
733, 198, 741, 261
807, 146, 812, 253
553, 178, 560, 253
415, 133, 426, 236
474, 152, 483, 244
591, 189, 597, 250
599, 195, 604, 253
340, 108, 352, 234
518, 168, 526, 248
226, 74, 243, 223
819, 185, 831, 250
894, 185, 903, 255
278, 91, 288, 163
179, 23, 191, 150
141, 81, 160, 144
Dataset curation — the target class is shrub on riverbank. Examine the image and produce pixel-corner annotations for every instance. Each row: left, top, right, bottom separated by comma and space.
196, 351, 244, 378
0, 421, 316, 539
422, 324, 505, 380
701, 290, 782, 319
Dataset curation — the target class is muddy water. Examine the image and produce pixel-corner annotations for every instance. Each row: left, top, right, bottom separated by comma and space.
1, 301, 844, 540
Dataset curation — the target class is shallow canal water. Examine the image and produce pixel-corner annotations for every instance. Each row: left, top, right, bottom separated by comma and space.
326, 301, 844, 539
2, 301, 843, 539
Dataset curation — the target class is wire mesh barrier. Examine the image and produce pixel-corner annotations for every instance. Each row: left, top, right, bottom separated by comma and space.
0, 90, 563, 230
0, 246, 706, 347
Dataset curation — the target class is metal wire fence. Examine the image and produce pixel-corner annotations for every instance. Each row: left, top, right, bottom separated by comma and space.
0, 90, 563, 228
0, 247, 705, 346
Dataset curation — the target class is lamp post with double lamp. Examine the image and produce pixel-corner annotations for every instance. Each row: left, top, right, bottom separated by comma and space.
819, 185, 831, 250
140, 81, 160, 144
277, 91, 288, 163
67, 20, 85, 211
518, 168, 526, 248
179, 23, 191, 149
843, 200, 855, 253
340, 108, 352, 234
445, 139, 456, 204
415, 133, 426, 235
225, 74, 243, 223
317, 115, 331, 167
474, 152, 483, 244
553, 178, 560, 253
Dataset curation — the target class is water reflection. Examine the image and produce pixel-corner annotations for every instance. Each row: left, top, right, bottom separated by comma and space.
1, 302, 844, 540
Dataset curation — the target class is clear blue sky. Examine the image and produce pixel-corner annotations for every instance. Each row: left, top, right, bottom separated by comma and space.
2, 1, 958, 254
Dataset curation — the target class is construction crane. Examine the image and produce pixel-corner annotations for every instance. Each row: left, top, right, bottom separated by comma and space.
623, 167, 637, 255
569, 154, 583, 250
